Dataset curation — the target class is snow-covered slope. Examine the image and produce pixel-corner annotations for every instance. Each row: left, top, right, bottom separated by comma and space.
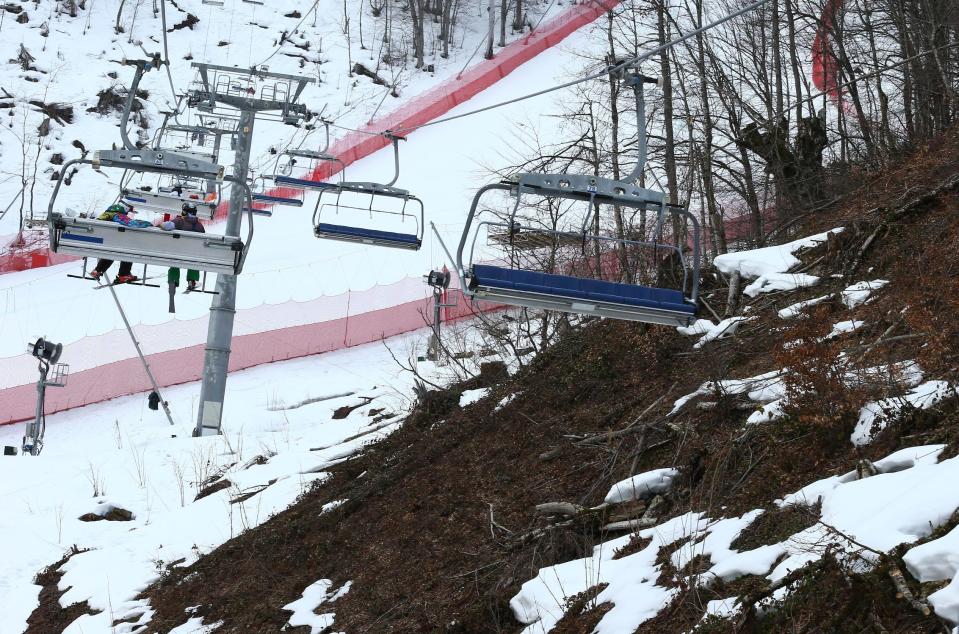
0, 327, 440, 633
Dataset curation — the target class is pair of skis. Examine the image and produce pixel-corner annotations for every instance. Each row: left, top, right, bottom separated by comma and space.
91, 275, 163, 289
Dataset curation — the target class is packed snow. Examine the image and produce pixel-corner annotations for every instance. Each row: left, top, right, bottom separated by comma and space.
604, 468, 680, 504
777, 294, 831, 319
852, 380, 957, 446
0, 327, 450, 633
459, 387, 490, 407
283, 579, 352, 634
714, 228, 843, 297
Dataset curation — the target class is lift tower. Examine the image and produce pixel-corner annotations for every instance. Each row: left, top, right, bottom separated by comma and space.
188, 64, 314, 436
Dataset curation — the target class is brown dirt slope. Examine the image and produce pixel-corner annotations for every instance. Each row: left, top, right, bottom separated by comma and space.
31, 131, 959, 633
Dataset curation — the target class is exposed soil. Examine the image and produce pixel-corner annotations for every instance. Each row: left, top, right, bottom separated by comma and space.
730, 503, 820, 552
24, 548, 97, 634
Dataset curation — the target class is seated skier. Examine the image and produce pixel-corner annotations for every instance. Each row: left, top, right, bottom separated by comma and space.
161, 202, 206, 292
89, 202, 152, 283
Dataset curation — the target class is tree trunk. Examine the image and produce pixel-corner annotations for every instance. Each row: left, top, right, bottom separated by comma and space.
485, 0, 494, 59
499, 0, 507, 47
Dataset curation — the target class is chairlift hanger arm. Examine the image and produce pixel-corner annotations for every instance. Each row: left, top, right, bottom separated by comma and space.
222, 176, 256, 270
47, 157, 89, 217
455, 182, 512, 288
384, 132, 403, 187
617, 72, 661, 184
119, 57, 164, 151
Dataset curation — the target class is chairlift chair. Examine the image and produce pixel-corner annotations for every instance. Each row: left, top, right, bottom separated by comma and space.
48, 149, 254, 276
454, 70, 700, 327
244, 174, 303, 216
312, 132, 424, 251
455, 175, 700, 326
272, 120, 346, 192
122, 175, 219, 220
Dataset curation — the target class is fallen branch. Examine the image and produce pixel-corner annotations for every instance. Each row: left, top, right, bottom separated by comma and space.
535, 502, 585, 516
735, 556, 830, 626
602, 517, 658, 531
851, 173, 959, 274
696, 400, 758, 411
574, 386, 675, 446
888, 564, 931, 616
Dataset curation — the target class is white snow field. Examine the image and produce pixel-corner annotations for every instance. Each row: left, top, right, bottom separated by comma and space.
0, 327, 450, 633
0, 16, 607, 397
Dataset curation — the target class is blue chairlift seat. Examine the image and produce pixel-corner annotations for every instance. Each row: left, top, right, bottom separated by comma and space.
273, 175, 337, 191
252, 193, 303, 207
315, 222, 421, 250
469, 264, 696, 326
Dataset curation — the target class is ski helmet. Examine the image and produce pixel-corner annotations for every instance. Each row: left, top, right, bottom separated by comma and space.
182, 202, 198, 215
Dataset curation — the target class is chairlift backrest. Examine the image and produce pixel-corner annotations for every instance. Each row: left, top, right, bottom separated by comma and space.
455, 175, 700, 327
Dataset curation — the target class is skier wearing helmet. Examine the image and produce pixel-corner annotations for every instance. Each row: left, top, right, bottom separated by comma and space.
161, 202, 206, 292
90, 202, 149, 283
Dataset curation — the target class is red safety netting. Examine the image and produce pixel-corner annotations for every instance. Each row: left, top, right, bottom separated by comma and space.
812, 0, 844, 104
0, 280, 497, 424
0, 230, 77, 272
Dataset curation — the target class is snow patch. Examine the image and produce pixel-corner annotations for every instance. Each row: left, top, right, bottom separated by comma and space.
841, 280, 889, 308
714, 229, 843, 297
778, 294, 831, 319
677, 319, 714, 336
283, 579, 352, 634
494, 392, 518, 411
460, 387, 490, 407
825, 319, 865, 339
691, 317, 756, 349
167, 617, 224, 634
852, 381, 956, 446
605, 468, 680, 504
670, 370, 785, 416
510, 513, 709, 633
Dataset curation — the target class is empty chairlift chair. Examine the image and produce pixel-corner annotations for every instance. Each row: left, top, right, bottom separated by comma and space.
455, 69, 699, 326
48, 149, 254, 276
250, 174, 304, 210
455, 174, 700, 326
312, 132, 424, 250
272, 120, 346, 192
122, 175, 220, 220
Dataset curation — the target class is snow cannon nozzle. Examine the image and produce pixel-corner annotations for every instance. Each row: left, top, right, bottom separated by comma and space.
426, 270, 451, 290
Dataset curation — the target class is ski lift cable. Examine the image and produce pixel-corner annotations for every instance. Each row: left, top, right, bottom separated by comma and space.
393, 0, 773, 133
317, 0, 771, 140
